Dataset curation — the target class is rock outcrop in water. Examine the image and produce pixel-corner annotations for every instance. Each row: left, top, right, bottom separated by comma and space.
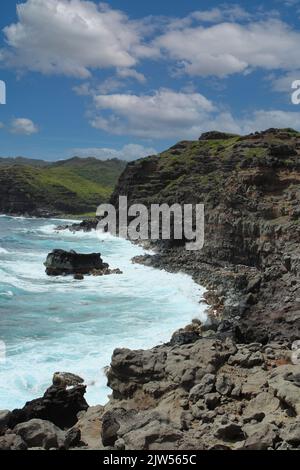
44, 249, 122, 277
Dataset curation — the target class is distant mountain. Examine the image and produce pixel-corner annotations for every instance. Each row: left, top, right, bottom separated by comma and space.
0, 156, 126, 217
0, 156, 49, 167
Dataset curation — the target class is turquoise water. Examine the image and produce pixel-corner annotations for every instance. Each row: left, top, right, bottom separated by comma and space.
0, 215, 206, 409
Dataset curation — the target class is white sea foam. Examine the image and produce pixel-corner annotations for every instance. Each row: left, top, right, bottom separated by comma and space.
0, 216, 207, 409
0, 247, 8, 254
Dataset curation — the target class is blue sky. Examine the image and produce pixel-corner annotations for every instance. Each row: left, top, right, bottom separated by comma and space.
1, 0, 300, 161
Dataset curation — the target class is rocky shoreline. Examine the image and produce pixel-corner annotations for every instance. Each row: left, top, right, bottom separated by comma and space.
1, 128, 300, 450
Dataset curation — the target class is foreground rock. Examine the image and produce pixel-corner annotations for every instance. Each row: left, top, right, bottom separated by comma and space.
7, 383, 88, 430
100, 327, 300, 450
44, 249, 122, 277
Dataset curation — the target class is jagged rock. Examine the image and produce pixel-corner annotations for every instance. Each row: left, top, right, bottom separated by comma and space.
199, 131, 239, 141
268, 365, 300, 415
0, 410, 11, 433
72, 405, 104, 449
228, 349, 264, 368
214, 422, 244, 442
189, 374, 216, 402
280, 421, 300, 444
102, 409, 123, 447
8, 384, 88, 430
242, 392, 280, 423
0, 433, 27, 450
242, 422, 278, 450
215, 374, 234, 396
246, 275, 262, 293
52, 372, 84, 388
170, 330, 200, 346
64, 427, 82, 449
204, 393, 220, 410
13, 419, 65, 450
44, 249, 109, 276
269, 144, 297, 158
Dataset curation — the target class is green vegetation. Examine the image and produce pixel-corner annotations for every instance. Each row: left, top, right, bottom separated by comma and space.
0, 157, 126, 216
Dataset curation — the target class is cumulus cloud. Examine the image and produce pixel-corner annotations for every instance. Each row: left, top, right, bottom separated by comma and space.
2, 2, 300, 82
86, 85, 300, 139
70, 143, 157, 161
270, 72, 300, 93
10, 118, 39, 135
240, 110, 300, 133
155, 19, 300, 77
190, 5, 251, 24
90, 88, 215, 139
1, 0, 154, 78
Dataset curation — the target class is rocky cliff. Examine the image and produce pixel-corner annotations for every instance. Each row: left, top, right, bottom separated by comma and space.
0, 157, 126, 217
3, 128, 300, 451
95, 128, 300, 450
110, 128, 300, 343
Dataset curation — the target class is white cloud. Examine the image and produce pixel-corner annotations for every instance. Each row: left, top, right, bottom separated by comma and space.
190, 6, 250, 24
10, 118, 39, 135
70, 143, 157, 161
90, 88, 215, 138
86, 85, 300, 139
155, 19, 300, 77
1, 0, 154, 78
116, 67, 146, 83
240, 110, 300, 133
270, 72, 300, 93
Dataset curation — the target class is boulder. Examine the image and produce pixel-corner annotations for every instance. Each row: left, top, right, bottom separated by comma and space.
0, 433, 27, 451
215, 374, 234, 396
8, 384, 88, 430
52, 372, 84, 388
73, 405, 104, 449
242, 422, 278, 450
44, 249, 108, 276
280, 421, 300, 444
14, 419, 65, 450
214, 422, 245, 442
189, 374, 216, 402
242, 392, 280, 423
0, 410, 11, 433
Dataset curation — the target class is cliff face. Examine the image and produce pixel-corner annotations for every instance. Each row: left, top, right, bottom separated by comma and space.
111, 128, 300, 342
0, 158, 126, 217
92, 128, 300, 451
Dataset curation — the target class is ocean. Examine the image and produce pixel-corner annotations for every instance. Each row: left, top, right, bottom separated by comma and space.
0, 215, 206, 409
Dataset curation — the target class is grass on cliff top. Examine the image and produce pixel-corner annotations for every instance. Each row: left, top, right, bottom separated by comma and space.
0, 158, 125, 214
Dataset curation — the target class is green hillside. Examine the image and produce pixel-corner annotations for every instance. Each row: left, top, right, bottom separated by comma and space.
0, 157, 126, 217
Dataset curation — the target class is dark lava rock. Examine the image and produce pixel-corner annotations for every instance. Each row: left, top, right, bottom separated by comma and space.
170, 330, 200, 346
8, 385, 88, 430
44, 249, 108, 276
199, 131, 239, 140
269, 144, 297, 158
57, 219, 99, 233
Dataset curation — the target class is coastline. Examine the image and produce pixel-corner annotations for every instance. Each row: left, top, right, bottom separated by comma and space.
1, 218, 299, 450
